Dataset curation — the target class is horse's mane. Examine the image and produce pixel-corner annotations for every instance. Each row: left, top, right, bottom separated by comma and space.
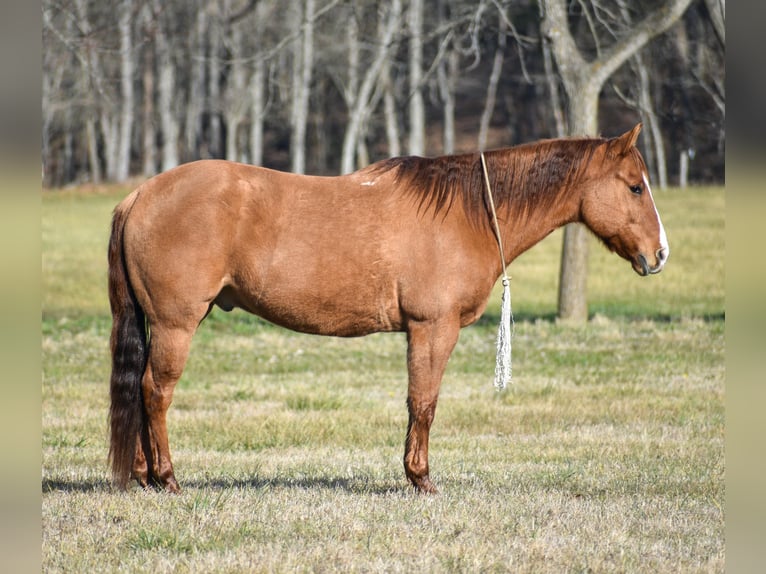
374, 137, 605, 227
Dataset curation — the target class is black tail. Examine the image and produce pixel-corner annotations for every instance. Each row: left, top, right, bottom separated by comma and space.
107, 192, 147, 490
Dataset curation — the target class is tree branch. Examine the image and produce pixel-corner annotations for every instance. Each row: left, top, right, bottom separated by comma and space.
590, 0, 695, 87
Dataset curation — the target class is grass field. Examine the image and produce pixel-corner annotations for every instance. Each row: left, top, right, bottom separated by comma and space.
42, 185, 724, 572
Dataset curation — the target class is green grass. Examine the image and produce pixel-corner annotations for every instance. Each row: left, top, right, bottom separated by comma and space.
42, 185, 724, 572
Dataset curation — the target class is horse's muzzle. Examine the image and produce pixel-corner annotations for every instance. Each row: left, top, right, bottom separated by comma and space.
636, 247, 668, 276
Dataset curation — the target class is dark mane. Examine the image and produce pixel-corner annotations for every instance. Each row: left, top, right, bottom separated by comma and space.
374, 137, 604, 227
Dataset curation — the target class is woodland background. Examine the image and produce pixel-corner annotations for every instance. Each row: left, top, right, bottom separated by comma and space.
42, 0, 724, 189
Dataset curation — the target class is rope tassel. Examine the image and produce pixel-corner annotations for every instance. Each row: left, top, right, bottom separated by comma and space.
495, 277, 513, 390
480, 152, 514, 390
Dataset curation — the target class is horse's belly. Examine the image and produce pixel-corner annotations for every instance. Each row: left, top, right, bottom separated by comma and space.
216, 281, 402, 337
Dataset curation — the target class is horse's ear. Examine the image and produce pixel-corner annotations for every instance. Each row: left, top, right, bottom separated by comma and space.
608, 123, 642, 157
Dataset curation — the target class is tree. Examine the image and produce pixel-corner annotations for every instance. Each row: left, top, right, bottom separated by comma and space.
140, 3, 156, 177
477, 4, 507, 151
541, 0, 696, 323
115, 0, 134, 182
340, 0, 402, 174
435, 3, 458, 155
249, 2, 271, 167
182, 1, 207, 165
152, 0, 179, 171
381, 12, 402, 159
407, 0, 425, 156
290, 0, 315, 174
224, 19, 248, 162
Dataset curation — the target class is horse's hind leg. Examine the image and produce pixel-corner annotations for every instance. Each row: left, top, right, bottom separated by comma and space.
134, 324, 196, 492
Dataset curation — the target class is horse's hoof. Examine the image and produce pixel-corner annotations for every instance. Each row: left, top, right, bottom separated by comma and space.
163, 476, 181, 494
412, 476, 438, 494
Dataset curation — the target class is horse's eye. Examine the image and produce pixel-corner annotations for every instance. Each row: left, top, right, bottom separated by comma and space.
629, 184, 643, 195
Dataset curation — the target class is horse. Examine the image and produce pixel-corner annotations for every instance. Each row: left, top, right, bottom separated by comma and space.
108, 123, 668, 494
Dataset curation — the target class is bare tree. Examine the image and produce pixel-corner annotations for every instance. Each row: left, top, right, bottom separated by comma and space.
141, 6, 156, 178
115, 0, 134, 182
541, 0, 695, 323
152, 0, 179, 171
407, 0, 425, 156
477, 5, 507, 150
340, 0, 402, 174
249, 2, 271, 167
381, 12, 402, 159
183, 2, 207, 163
290, 0, 315, 174
224, 21, 248, 162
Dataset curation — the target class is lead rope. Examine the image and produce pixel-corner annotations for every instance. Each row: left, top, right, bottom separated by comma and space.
480, 152, 514, 390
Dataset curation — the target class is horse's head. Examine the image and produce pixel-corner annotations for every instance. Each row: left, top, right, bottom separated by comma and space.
580, 124, 669, 276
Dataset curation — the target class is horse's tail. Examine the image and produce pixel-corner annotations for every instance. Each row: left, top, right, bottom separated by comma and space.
107, 191, 147, 490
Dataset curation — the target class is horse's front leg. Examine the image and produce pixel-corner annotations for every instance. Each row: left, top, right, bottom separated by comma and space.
403, 318, 460, 494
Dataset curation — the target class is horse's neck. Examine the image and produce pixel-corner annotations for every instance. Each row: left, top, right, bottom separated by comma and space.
498, 177, 582, 265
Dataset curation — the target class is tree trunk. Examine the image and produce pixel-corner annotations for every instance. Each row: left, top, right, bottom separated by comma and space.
249, 1, 269, 166
478, 9, 506, 150
407, 0, 425, 156
436, 0, 456, 154
542, 36, 566, 138
340, 0, 401, 174
85, 118, 101, 184
250, 56, 266, 166
340, 10, 360, 174
225, 21, 247, 162
637, 56, 668, 189
153, 0, 179, 171
208, 16, 222, 159
290, 0, 314, 174
679, 150, 689, 188
380, 8, 400, 159
557, 84, 598, 323
382, 62, 400, 158
184, 4, 207, 162
437, 48, 458, 154
63, 108, 74, 184
115, 0, 134, 182
141, 26, 155, 177
101, 116, 119, 180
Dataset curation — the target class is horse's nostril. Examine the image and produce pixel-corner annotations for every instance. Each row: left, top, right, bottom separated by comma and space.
656, 247, 669, 263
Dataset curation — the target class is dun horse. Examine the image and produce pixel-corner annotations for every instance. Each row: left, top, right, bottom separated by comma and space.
108, 124, 668, 493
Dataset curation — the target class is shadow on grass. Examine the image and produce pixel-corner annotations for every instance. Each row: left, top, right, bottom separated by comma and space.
42, 475, 409, 496
42, 478, 113, 493
184, 475, 408, 496
474, 310, 724, 327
